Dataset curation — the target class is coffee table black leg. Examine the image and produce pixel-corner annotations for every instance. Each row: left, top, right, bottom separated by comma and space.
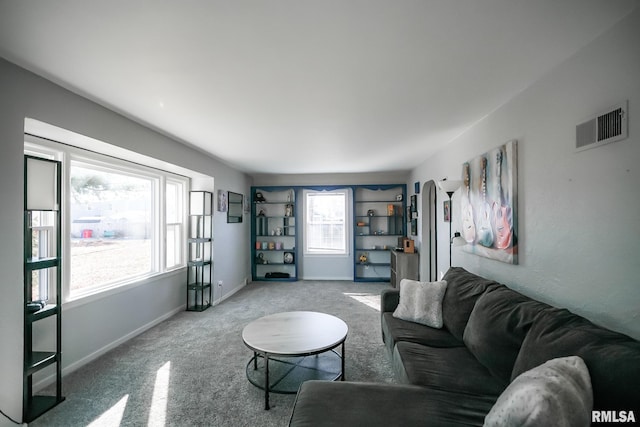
341, 342, 346, 381
253, 352, 258, 370
264, 354, 270, 410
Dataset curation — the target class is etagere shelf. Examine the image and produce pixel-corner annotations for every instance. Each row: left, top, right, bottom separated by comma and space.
353, 184, 407, 282
251, 187, 298, 281
23, 155, 64, 422
186, 191, 213, 311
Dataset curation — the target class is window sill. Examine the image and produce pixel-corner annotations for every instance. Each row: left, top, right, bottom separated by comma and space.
63, 267, 186, 310
303, 252, 350, 258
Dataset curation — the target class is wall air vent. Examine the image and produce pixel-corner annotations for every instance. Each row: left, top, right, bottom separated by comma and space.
576, 100, 628, 152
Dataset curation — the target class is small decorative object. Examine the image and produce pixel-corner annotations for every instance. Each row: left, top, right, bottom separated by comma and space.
357, 221, 366, 227
268, 241, 275, 250
404, 239, 415, 253
284, 251, 294, 264
359, 253, 368, 263
256, 253, 267, 264
285, 204, 293, 217
258, 208, 266, 216
271, 229, 276, 236
255, 241, 261, 250
387, 204, 395, 216
254, 192, 266, 203
367, 209, 375, 217
275, 242, 283, 250
275, 227, 282, 236
261, 242, 268, 250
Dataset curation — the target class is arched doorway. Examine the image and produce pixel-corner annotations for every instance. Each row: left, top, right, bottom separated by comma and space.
420, 180, 438, 281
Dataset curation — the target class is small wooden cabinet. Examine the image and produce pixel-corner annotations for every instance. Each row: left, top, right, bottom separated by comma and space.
390, 250, 419, 288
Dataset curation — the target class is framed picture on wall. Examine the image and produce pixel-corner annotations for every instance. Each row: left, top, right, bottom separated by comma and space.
411, 219, 417, 236
217, 189, 227, 212
460, 139, 518, 264
443, 200, 451, 222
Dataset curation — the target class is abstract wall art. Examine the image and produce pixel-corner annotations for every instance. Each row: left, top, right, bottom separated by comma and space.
460, 140, 518, 264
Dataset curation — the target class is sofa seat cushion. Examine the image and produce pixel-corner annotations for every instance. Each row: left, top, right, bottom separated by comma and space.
393, 341, 505, 398
512, 308, 640, 413
441, 267, 501, 341
288, 380, 497, 427
382, 312, 463, 355
463, 285, 550, 385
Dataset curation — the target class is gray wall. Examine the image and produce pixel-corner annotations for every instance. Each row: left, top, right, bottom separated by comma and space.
0, 58, 251, 424
409, 8, 640, 340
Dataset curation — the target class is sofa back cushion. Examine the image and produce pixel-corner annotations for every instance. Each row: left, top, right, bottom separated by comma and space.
463, 286, 550, 385
512, 308, 640, 413
441, 267, 500, 341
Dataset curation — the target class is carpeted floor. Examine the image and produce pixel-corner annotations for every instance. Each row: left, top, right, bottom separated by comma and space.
31, 280, 395, 426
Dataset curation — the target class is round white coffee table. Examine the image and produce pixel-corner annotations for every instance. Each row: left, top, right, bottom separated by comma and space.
242, 311, 348, 410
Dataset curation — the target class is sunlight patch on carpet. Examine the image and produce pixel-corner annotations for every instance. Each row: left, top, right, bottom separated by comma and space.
87, 395, 128, 427
344, 292, 380, 311
148, 361, 171, 426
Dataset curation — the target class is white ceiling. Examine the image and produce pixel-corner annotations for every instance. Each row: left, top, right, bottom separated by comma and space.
0, 1, 637, 175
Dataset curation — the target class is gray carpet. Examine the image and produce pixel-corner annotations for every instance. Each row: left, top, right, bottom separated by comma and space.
31, 281, 395, 426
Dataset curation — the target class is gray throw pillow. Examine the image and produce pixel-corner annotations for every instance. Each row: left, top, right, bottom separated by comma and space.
484, 356, 592, 427
392, 279, 448, 328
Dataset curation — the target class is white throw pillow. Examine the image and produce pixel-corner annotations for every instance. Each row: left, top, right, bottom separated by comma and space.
392, 279, 448, 328
484, 356, 593, 427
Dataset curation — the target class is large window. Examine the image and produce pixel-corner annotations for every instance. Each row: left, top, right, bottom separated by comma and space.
69, 161, 156, 296
305, 191, 348, 255
26, 137, 188, 302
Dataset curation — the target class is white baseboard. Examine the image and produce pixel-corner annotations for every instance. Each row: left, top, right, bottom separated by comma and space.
33, 304, 184, 391
34, 280, 249, 391
213, 279, 247, 306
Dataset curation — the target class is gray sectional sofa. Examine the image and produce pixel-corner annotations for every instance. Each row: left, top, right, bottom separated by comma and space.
289, 267, 640, 426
